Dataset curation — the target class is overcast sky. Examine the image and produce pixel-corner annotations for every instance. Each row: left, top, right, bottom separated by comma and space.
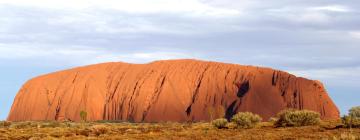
0, 0, 359, 120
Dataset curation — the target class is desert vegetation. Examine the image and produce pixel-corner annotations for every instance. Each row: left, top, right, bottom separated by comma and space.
230, 112, 262, 128
274, 109, 321, 127
0, 108, 359, 139
342, 106, 360, 128
80, 110, 88, 122
211, 118, 228, 129
0, 119, 358, 139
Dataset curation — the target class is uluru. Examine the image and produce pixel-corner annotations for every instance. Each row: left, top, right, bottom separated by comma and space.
7, 59, 339, 122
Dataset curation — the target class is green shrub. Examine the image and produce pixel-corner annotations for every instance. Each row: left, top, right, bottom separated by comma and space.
230, 112, 262, 128
275, 109, 320, 127
80, 110, 88, 122
211, 118, 228, 129
342, 106, 360, 128
225, 122, 237, 129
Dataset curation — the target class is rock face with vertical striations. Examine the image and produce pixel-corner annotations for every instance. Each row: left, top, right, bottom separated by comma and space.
8, 59, 339, 122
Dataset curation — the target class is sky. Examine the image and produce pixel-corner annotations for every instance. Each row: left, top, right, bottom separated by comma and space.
0, 0, 359, 120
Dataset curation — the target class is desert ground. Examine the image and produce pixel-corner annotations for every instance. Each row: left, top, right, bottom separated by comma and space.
0, 120, 359, 140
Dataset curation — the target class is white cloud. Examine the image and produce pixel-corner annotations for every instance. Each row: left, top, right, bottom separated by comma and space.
349, 31, 360, 39
309, 5, 350, 12
266, 4, 352, 24
295, 12, 330, 23
289, 67, 360, 79
0, 44, 99, 59
93, 52, 199, 64
266, 6, 331, 24
289, 67, 360, 88
0, 43, 199, 65
0, 0, 241, 17
0, 0, 359, 69
0, 1, 243, 38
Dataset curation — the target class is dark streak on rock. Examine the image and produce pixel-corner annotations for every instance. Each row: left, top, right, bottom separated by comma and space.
237, 81, 250, 98
225, 100, 237, 120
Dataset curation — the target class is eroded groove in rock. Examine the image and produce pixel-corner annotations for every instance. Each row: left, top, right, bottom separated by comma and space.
236, 81, 250, 98
186, 65, 210, 118
225, 100, 238, 120
7, 59, 340, 122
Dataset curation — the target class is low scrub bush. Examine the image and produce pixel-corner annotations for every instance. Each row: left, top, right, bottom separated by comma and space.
211, 118, 228, 129
231, 112, 262, 128
342, 116, 360, 128
39, 121, 61, 128
225, 122, 237, 129
0, 121, 12, 128
275, 109, 320, 127
10, 121, 37, 129
342, 106, 360, 128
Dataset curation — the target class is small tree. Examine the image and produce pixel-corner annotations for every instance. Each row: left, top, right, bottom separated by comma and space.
231, 112, 262, 128
80, 110, 88, 122
349, 106, 360, 118
208, 107, 215, 121
342, 106, 360, 128
275, 109, 320, 127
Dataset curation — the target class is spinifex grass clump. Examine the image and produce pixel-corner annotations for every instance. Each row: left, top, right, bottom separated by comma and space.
230, 112, 262, 128
342, 106, 360, 128
211, 118, 228, 129
275, 109, 320, 127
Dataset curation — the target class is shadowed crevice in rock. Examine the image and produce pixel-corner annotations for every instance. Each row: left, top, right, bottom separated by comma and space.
281, 91, 286, 97
272, 71, 277, 86
142, 75, 167, 121
186, 65, 210, 117
54, 99, 62, 120
186, 105, 192, 116
225, 100, 238, 120
237, 81, 249, 98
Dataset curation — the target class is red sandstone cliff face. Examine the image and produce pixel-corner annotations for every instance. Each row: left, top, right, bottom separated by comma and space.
8, 59, 339, 122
